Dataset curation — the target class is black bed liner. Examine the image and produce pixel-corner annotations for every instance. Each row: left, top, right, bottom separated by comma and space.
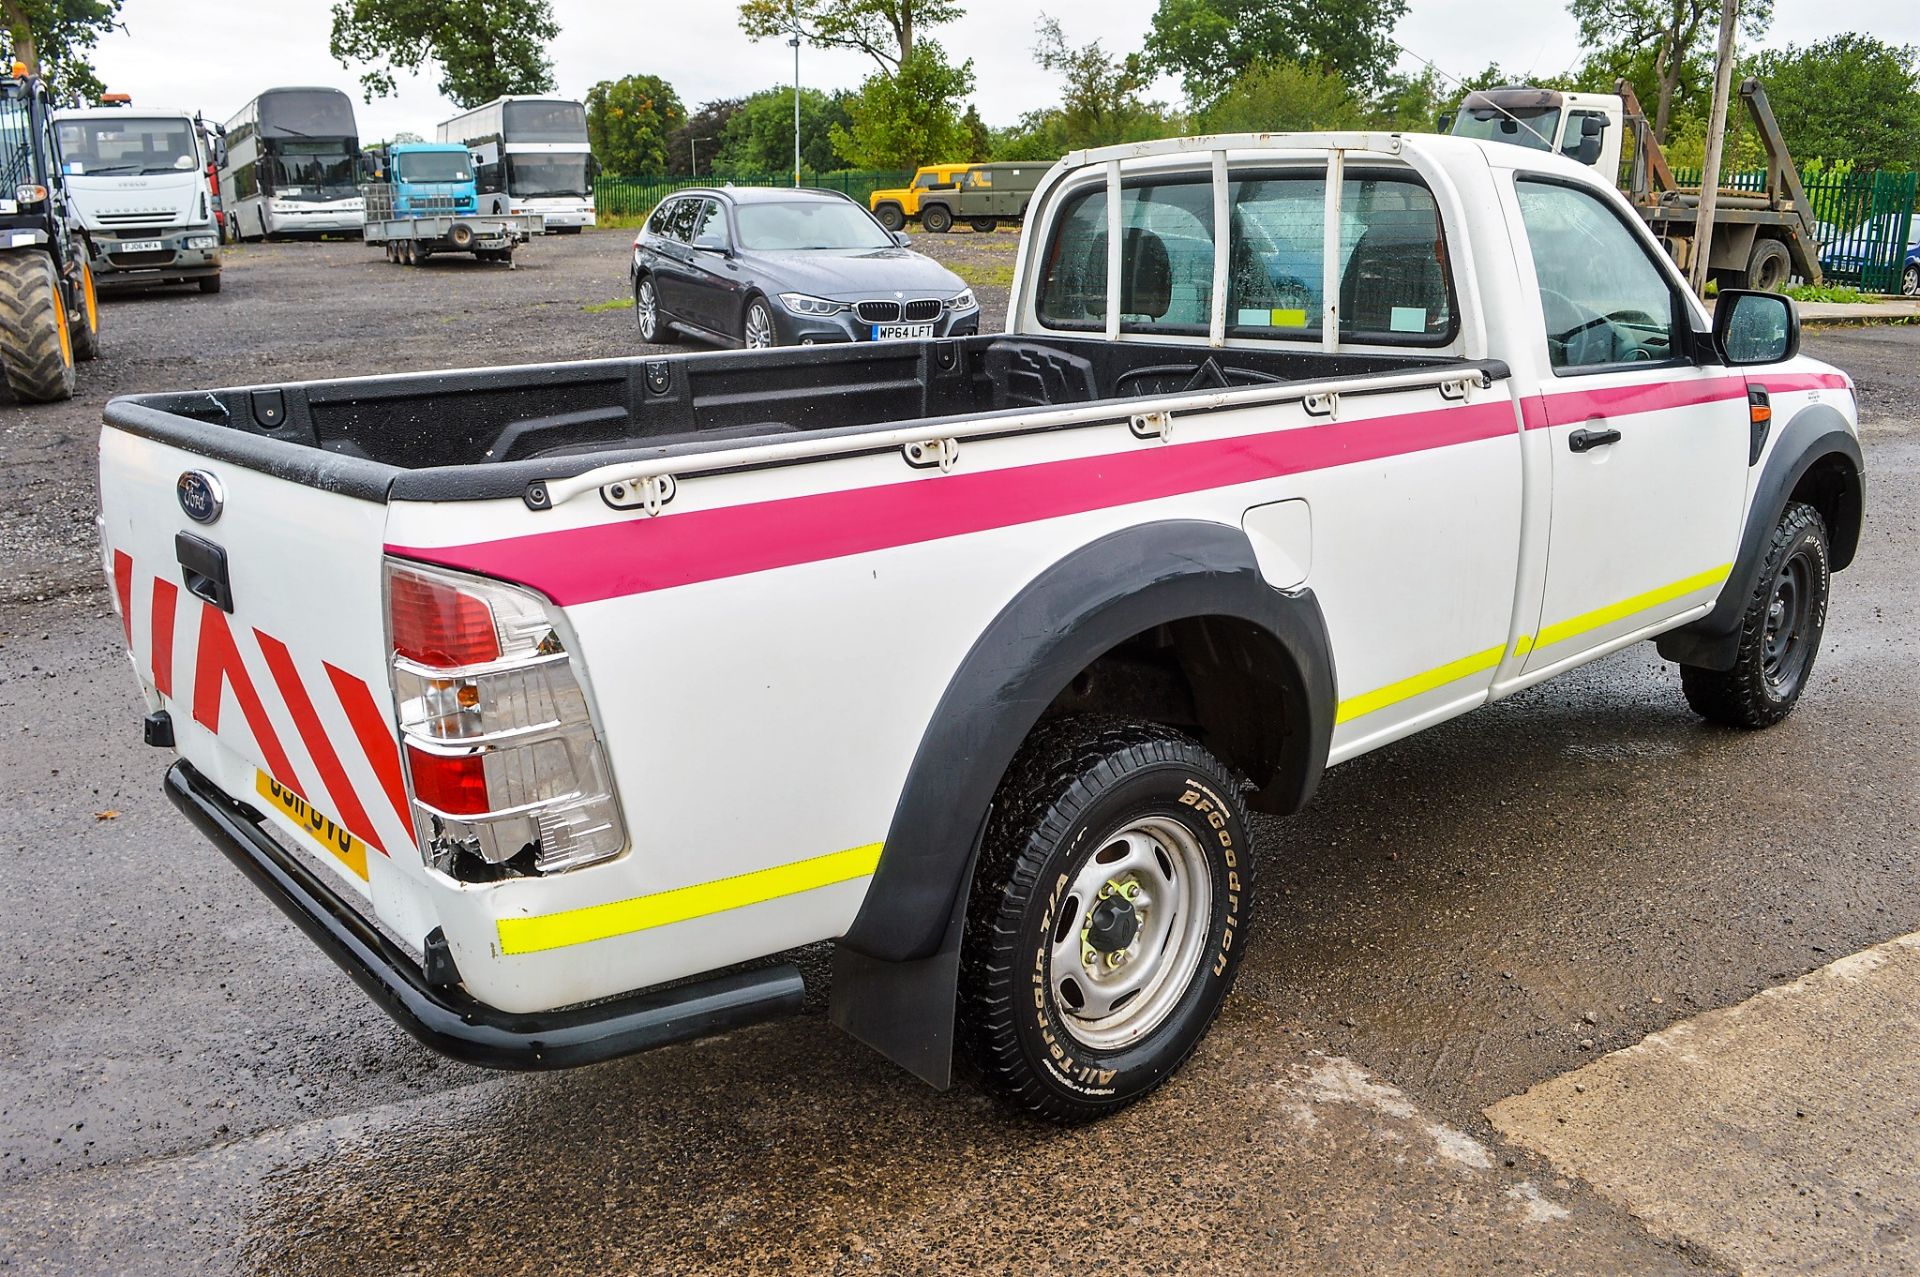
104, 335, 1505, 504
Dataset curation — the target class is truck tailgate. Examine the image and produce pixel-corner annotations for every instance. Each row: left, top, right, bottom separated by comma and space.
98, 425, 422, 923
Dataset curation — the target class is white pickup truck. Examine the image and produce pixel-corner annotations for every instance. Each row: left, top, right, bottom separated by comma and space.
98, 133, 1864, 1121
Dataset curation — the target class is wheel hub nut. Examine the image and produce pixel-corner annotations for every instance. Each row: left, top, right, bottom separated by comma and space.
1084, 889, 1141, 955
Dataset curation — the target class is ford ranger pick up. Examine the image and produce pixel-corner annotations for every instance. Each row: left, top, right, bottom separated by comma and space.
97, 132, 1865, 1121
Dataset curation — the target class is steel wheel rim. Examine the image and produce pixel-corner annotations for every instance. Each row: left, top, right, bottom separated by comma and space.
745, 304, 775, 348
1762, 551, 1814, 690
636, 279, 658, 340
1049, 815, 1213, 1050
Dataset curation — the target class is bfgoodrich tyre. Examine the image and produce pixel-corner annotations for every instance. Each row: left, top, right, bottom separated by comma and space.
1680, 501, 1829, 728
961, 716, 1255, 1122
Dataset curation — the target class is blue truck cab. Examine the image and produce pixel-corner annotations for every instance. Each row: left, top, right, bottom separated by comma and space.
386, 142, 478, 216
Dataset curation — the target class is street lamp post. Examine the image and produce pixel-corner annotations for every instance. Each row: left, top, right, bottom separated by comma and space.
690, 135, 715, 177
789, 33, 802, 187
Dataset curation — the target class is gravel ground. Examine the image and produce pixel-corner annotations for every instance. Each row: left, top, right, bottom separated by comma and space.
1, 232, 1916, 1273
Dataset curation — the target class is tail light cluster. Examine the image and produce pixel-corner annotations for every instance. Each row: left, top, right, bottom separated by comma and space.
385, 561, 627, 880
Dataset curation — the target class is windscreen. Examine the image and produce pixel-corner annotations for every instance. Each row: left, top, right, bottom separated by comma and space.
57, 117, 198, 176
259, 89, 357, 140
506, 154, 589, 198
503, 100, 587, 142
396, 150, 472, 183
271, 142, 358, 199
1451, 103, 1560, 151
735, 200, 892, 251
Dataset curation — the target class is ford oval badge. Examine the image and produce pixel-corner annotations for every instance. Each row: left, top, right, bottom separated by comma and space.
177, 470, 224, 524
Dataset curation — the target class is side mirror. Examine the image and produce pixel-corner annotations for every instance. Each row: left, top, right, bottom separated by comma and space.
1713, 289, 1800, 365
1582, 114, 1606, 137
892, 230, 910, 247
692, 233, 729, 254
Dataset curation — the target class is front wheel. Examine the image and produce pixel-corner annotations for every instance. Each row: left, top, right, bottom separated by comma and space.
742, 296, 778, 349
0, 252, 77, 403
961, 717, 1255, 1122
921, 203, 953, 234
873, 203, 905, 233
197, 273, 222, 294
1680, 501, 1830, 728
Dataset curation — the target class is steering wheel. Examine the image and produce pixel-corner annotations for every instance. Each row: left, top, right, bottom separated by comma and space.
1538, 287, 1623, 365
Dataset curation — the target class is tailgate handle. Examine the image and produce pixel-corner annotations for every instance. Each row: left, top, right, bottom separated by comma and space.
176, 532, 234, 613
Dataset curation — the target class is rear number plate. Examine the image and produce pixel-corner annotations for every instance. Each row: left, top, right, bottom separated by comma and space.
117, 240, 163, 253
871, 322, 935, 341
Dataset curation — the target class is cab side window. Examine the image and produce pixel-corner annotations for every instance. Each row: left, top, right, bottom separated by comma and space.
668, 198, 703, 243
690, 199, 728, 245
1514, 178, 1679, 372
1034, 179, 1214, 334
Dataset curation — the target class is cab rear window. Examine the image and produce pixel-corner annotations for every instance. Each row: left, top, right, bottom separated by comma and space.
1036, 170, 1457, 346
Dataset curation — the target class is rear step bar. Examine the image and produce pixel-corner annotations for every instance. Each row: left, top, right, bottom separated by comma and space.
165, 760, 806, 1070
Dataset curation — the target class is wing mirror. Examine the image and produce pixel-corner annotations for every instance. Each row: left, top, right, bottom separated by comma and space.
1713, 289, 1800, 365
892, 230, 910, 247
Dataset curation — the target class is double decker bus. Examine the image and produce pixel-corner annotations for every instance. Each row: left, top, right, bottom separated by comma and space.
436, 96, 595, 233
219, 87, 363, 240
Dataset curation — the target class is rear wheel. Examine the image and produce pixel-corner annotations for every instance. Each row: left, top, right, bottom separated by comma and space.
874, 203, 905, 233
0, 252, 77, 403
922, 203, 953, 234
961, 716, 1256, 1122
1680, 501, 1829, 728
1903, 264, 1919, 297
635, 275, 673, 343
72, 262, 100, 361
1745, 238, 1792, 293
969, 217, 998, 234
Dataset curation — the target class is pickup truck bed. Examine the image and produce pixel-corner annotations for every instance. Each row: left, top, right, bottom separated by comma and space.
107, 334, 1470, 496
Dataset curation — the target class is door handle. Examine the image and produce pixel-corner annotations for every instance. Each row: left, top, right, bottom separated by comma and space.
1569, 427, 1621, 453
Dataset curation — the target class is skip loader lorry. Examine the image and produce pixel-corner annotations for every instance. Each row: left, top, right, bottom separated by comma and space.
99, 131, 1864, 1121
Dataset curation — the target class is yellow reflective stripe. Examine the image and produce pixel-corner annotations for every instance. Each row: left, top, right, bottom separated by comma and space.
496, 842, 884, 956
1337, 564, 1732, 726
1336, 643, 1505, 725
1531, 563, 1732, 652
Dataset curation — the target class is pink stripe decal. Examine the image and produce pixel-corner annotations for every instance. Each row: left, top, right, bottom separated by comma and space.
393, 401, 1519, 606
1535, 375, 1747, 428
1759, 372, 1851, 395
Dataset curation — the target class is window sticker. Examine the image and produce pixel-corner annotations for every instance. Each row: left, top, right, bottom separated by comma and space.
1390, 306, 1428, 332
1238, 307, 1310, 328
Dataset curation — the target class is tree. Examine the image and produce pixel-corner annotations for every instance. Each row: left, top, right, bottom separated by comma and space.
1197, 58, 1366, 134
1569, 0, 1771, 143
830, 39, 974, 168
738, 0, 960, 76
669, 98, 745, 175
1029, 14, 1170, 149
586, 74, 685, 176
329, 0, 558, 107
1748, 34, 1920, 169
715, 85, 854, 174
1145, 0, 1408, 104
0, 0, 122, 101
960, 103, 990, 161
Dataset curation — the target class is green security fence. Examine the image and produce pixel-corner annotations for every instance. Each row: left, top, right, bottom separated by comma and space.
1672, 165, 1919, 293
597, 170, 914, 219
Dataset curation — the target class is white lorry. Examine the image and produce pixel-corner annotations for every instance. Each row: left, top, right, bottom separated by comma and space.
54, 105, 223, 293
97, 132, 1864, 1121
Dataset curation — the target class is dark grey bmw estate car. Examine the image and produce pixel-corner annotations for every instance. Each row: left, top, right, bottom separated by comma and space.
628, 186, 980, 349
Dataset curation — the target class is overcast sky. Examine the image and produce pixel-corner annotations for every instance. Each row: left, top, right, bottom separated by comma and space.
91, 0, 1920, 140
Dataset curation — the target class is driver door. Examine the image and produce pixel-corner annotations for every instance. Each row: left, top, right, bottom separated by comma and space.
1509, 177, 1749, 674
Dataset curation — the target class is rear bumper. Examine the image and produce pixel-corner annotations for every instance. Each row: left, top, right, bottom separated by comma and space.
164, 759, 806, 1070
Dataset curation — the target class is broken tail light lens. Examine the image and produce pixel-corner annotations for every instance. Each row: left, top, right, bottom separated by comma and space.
385, 561, 627, 879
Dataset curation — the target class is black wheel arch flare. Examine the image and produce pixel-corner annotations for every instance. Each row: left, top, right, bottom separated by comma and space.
830, 518, 1335, 1087
1658, 401, 1864, 671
